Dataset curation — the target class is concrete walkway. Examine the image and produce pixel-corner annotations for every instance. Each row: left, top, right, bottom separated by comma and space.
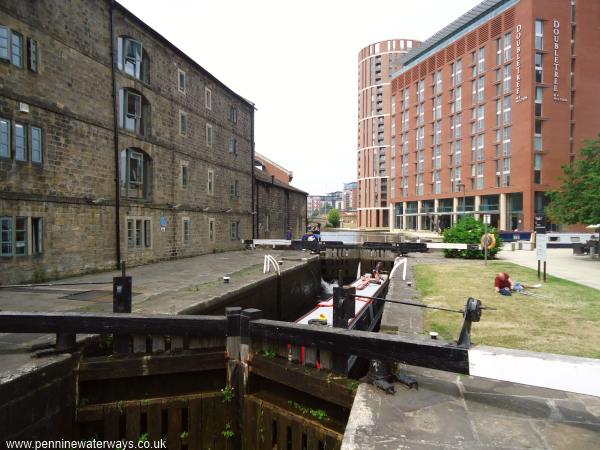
497, 248, 600, 290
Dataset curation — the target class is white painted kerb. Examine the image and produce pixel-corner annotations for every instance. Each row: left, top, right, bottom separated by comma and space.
469, 346, 600, 397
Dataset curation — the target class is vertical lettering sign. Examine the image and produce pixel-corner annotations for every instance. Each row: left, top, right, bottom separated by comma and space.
515, 24, 528, 103
553, 20, 568, 102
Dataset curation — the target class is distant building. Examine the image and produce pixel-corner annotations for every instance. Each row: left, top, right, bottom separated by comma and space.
342, 182, 358, 211
390, 0, 600, 232
357, 39, 420, 229
254, 152, 293, 185
308, 192, 343, 217
253, 155, 307, 239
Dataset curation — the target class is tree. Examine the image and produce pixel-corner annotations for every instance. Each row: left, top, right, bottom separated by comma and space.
327, 208, 341, 228
442, 217, 501, 259
547, 135, 600, 226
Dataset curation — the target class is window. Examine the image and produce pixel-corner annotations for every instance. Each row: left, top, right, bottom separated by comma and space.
119, 89, 149, 135
478, 47, 485, 73
504, 32, 512, 61
15, 217, 26, 255
178, 69, 187, 93
228, 137, 237, 154
0, 26, 8, 61
207, 169, 214, 195
535, 53, 543, 83
0, 118, 9, 158
456, 59, 463, 85
118, 37, 145, 80
471, 80, 476, 104
535, 87, 543, 117
503, 126, 511, 156
535, 20, 544, 50
477, 163, 484, 190
31, 126, 42, 163
205, 87, 212, 109
496, 38, 502, 65
209, 218, 215, 242
27, 38, 38, 72
456, 113, 462, 138
120, 148, 152, 199
478, 76, 485, 102
15, 123, 27, 161
206, 123, 213, 147
230, 179, 240, 197
503, 158, 511, 187
181, 163, 188, 187
231, 221, 239, 240
11, 31, 23, 68
179, 110, 187, 135
534, 154, 542, 184
229, 106, 237, 123
456, 86, 462, 111
183, 218, 190, 244
1, 217, 13, 256
503, 64, 512, 92
144, 220, 151, 248
127, 218, 151, 249
503, 95, 511, 123
31, 217, 42, 254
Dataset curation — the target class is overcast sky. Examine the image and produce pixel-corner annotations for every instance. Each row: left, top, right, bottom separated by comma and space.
119, 0, 482, 195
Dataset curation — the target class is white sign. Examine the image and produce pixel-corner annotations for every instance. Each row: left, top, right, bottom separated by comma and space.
515, 24, 528, 103
536, 234, 548, 261
483, 214, 491, 225
552, 19, 568, 103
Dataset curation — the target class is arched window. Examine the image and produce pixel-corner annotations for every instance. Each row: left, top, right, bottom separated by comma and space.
119, 88, 150, 136
117, 36, 150, 82
120, 148, 152, 199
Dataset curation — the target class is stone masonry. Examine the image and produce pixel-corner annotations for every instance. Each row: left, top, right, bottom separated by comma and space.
0, 0, 255, 283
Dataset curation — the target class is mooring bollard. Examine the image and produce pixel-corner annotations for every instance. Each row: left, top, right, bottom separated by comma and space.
113, 262, 132, 353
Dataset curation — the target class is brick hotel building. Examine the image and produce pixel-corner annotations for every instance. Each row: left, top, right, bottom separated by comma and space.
357, 39, 420, 229
389, 0, 600, 232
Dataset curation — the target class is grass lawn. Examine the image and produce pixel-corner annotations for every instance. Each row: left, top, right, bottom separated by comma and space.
414, 261, 600, 358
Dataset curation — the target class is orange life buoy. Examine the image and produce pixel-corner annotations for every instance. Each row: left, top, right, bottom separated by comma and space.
480, 233, 496, 249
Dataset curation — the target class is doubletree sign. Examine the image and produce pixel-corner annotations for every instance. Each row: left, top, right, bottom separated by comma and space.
552, 20, 568, 103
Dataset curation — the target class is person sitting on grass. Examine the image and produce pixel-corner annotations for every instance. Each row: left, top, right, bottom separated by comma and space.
495, 272, 541, 296
494, 272, 515, 296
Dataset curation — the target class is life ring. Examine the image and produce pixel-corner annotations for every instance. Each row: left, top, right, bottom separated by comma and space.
480, 233, 496, 249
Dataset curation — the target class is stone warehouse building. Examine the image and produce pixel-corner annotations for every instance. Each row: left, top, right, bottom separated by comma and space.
0, 0, 255, 283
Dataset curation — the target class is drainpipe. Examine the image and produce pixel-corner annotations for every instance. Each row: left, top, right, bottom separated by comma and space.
109, 1, 121, 269
250, 107, 256, 239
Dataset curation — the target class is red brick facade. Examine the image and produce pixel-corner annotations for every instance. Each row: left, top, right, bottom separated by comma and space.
357, 39, 420, 229
389, 0, 600, 232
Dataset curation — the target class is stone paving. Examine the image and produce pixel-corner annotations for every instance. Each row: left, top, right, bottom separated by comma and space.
0, 248, 317, 372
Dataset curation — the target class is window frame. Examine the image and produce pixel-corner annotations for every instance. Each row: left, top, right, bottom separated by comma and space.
15, 123, 27, 162
27, 38, 38, 73
31, 126, 43, 164
231, 221, 239, 240
181, 162, 189, 188
178, 68, 187, 93
209, 218, 215, 242
0, 117, 10, 159
229, 106, 237, 123
127, 217, 152, 249
205, 87, 212, 110
0, 217, 13, 256
207, 169, 214, 195
11, 30, 23, 68
0, 26, 9, 61
183, 217, 191, 244
206, 123, 213, 147
179, 110, 188, 136
228, 136, 237, 154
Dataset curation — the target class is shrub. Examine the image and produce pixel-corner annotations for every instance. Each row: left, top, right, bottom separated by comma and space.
442, 217, 501, 259
327, 208, 341, 228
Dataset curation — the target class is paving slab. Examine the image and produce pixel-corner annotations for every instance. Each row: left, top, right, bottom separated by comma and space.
342, 365, 600, 450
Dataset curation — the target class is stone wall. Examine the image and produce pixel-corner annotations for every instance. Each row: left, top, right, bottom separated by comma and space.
0, 355, 76, 441
0, 0, 254, 283
255, 177, 307, 240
